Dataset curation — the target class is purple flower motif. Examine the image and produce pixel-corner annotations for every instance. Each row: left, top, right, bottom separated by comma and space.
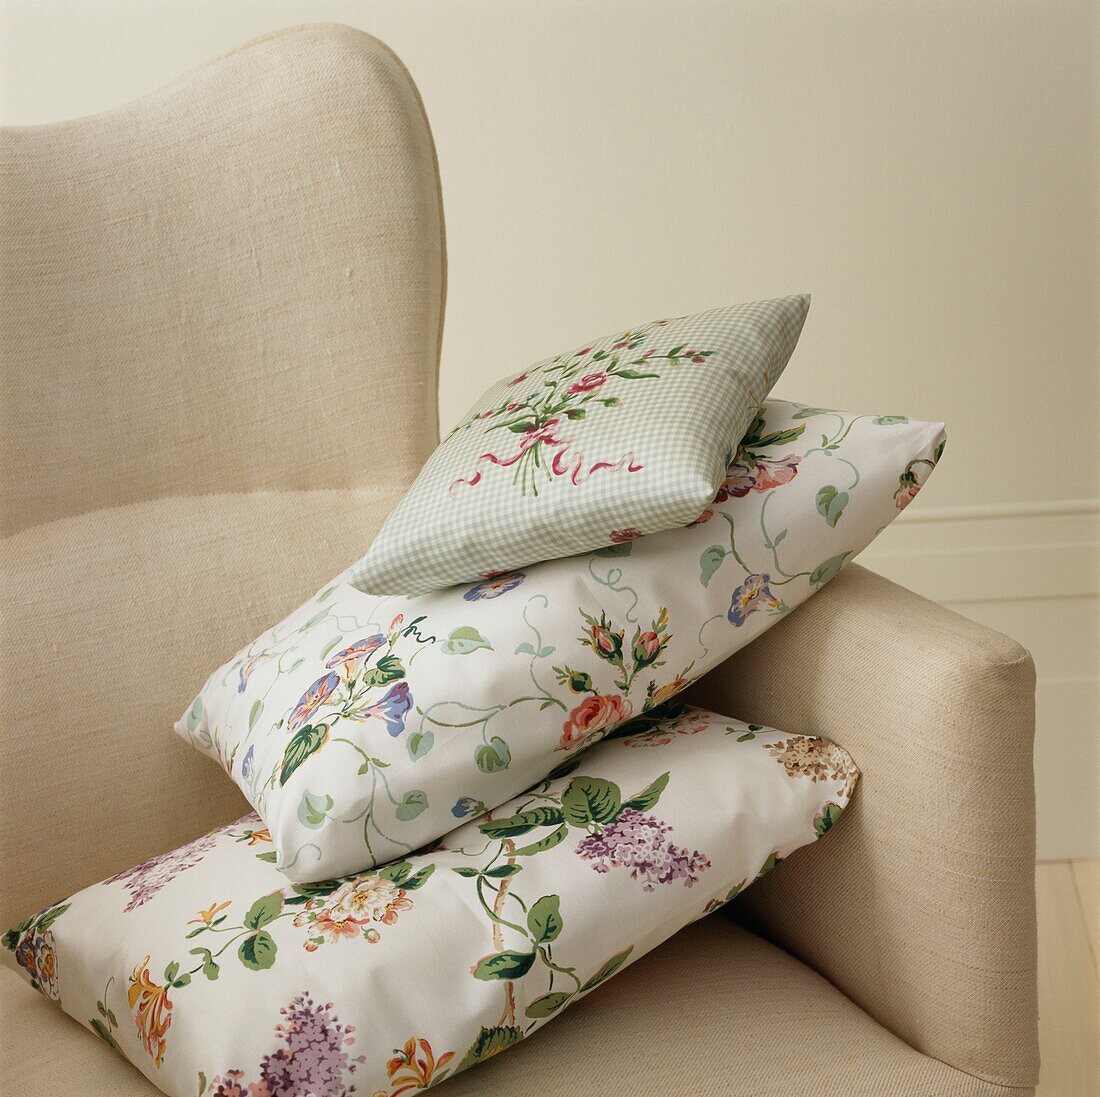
727, 573, 786, 627
348, 681, 412, 737
287, 672, 340, 733
236, 651, 273, 693
208, 992, 364, 1097
463, 571, 526, 602
451, 796, 486, 819
325, 635, 385, 673
106, 831, 219, 911
575, 808, 710, 891
240, 745, 255, 780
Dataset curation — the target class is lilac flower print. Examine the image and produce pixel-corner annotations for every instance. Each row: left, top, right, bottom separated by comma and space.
207, 992, 364, 1097
575, 808, 710, 891
105, 831, 219, 912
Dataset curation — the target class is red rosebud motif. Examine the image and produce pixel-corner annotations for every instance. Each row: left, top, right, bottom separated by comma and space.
609, 527, 643, 543
632, 630, 661, 667
559, 694, 633, 751
567, 372, 608, 395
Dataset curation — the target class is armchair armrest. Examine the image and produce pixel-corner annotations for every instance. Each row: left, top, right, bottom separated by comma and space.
685, 564, 1039, 1090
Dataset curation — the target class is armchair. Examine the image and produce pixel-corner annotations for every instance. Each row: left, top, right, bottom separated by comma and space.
0, 25, 1038, 1096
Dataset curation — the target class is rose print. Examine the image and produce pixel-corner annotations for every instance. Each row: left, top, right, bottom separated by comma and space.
559, 694, 633, 751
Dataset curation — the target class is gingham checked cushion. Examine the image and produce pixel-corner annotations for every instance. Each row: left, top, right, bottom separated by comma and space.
352, 296, 810, 595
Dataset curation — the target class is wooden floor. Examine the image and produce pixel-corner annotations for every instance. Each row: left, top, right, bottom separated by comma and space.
1035, 860, 1099, 1096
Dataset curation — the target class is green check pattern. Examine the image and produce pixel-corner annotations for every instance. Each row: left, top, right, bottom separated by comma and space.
351, 295, 810, 595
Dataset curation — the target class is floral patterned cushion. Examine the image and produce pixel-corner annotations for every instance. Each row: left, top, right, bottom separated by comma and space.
4, 708, 857, 1097
177, 399, 944, 882
353, 296, 810, 595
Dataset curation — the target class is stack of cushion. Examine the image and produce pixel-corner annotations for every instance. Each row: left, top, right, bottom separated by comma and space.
3, 296, 945, 1096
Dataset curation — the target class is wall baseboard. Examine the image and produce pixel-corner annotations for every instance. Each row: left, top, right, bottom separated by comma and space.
858, 499, 1099, 860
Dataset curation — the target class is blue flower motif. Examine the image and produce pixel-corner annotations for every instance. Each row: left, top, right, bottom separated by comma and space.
451, 796, 486, 819
240, 745, 255, 779
463, 571, 526, 602
728, 573, 786, 626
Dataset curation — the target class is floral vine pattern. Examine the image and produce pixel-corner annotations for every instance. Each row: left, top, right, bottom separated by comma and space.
4, 709, 858, 1095
176, 399, 942, 882
446, 318, 714, 498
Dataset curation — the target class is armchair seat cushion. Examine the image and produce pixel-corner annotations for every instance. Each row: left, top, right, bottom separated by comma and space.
0, 916, 1027, 1097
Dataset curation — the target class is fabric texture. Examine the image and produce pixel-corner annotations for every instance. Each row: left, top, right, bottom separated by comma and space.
0, 23, 444, 929
0, 23, 444, 538
178, 400, 944, 882
352, 296, 809, 595
3, 709, 858, 1097
0, 920, 1032, 1097
686, 563, 1040, 1089
0, 21, 1039, 1094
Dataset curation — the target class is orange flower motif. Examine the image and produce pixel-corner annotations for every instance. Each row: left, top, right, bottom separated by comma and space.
243, 828, 271, 846
187, 900, 231, 926
128, 956, 172, 1069
650, 679, 687, 707
383, 1036, 455, 1096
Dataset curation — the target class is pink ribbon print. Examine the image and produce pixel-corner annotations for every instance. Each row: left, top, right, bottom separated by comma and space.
449, 418, 643, 497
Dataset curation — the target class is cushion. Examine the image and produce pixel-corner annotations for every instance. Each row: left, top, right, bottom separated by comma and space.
3, 708, 857, 1097
178, 399, 944, 882
352, 296, 810, 595
0, 919, 1021, 1097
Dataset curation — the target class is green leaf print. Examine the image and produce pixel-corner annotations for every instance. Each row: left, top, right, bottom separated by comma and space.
580, 946, 634, 991
621, 772, 669, 813
526, 895, 563, 944
561, 776, 621, 827
472, 950, 537, 981
457, 1025, 524, 1071
279, 723, 329, 786
238, 930, 277, 970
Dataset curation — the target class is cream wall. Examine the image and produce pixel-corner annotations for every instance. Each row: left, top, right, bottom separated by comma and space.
2, 0, 1097, 856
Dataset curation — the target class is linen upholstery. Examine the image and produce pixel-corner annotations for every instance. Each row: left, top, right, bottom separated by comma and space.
0, 23, 444, 536
0, 918, 1032, 1097
687, 563, 1040, 1091
0, 23, 1038, 1097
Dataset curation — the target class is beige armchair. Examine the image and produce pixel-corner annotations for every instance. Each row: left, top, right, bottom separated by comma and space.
0, 25, 1038, 1096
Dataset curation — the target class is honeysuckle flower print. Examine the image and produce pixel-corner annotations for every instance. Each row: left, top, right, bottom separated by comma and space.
188, 901, 231, 927
207, 993, 364, 1096
575, 808, 710, 891
128, 956, 172, 1068
728, 573, 787, 627
380, 1037, 456, 1095
559, 693, 633, 751
326, 635, 386, 674
463, 571, 526, 601
287, 672, 340, 734
650, 678, 688, 707
347, 680, 413, 737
